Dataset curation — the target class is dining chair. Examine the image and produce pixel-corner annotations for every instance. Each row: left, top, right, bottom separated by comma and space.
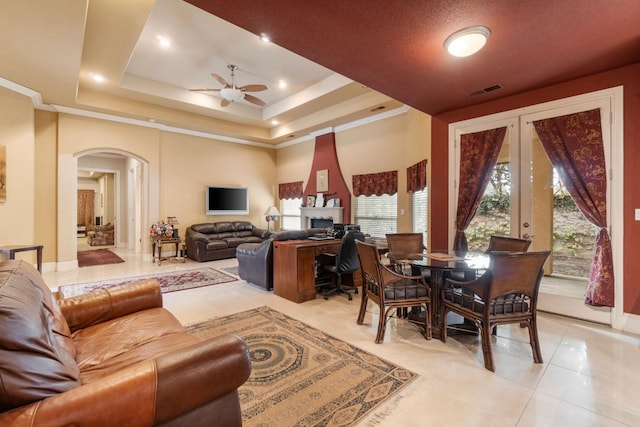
317, 231, 366, 300
356, 240, 432, 343
485, 235, 532, 253
385, 233, 425, 269
440, 250, 550, 371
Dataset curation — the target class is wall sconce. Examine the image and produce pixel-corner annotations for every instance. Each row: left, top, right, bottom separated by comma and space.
264, 206, 281, 231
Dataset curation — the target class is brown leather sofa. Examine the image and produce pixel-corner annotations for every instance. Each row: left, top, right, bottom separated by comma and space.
0, 260, 251, 426
185, 221, 270, 262
236, 228, 326, 290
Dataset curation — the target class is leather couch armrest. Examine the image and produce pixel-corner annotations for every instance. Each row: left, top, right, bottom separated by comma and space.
186, 230, 210, 243
252, 227, 271, 239
58, 279, 163, 332
0, 334, 251, 427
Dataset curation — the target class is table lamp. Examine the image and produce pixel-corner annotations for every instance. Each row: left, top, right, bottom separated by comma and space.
264, 206, 280, 231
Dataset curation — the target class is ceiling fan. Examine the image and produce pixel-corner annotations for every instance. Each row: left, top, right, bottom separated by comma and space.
189, 64, 267, 107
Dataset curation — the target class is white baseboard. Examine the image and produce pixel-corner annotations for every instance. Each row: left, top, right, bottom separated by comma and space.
620, 313, 640, 335
57, 259, 79, 272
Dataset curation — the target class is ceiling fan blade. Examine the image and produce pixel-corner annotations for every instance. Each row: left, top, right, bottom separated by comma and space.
211, 73, 229, 86
189, 88, 221, 92
221, 98, 232, 107
243, 94, 266, 106
239, 84, 267, 92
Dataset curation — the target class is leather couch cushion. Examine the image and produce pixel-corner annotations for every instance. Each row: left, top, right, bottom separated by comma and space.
206, 240, 229, 250
215, 222, 234, 233
190, 223, 218, 234
0, 261, 81, 411
233, 221, 253, 232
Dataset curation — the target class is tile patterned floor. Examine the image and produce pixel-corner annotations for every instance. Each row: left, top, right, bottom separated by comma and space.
43, 249, 640, 427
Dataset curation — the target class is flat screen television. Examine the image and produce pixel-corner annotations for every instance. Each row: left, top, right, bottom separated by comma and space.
205, 186, 249, 215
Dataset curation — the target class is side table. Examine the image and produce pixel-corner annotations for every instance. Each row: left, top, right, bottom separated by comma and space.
0, 244, 44, 273
151, 238, 186, 265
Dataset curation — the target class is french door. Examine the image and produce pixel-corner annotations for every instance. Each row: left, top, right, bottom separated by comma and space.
449, 89, 622, 324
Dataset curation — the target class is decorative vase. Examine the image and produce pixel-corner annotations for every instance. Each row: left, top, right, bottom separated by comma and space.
173, 228, 179, 238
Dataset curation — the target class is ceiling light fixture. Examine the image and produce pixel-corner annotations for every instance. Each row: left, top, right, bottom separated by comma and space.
91, 73, 105, 83
260, 34, 270, 43
220, 87, 245, 102
278, 80, 287, 89
155, 35, 171, 48
271, 119, 279, 125
444, 26, 491, 57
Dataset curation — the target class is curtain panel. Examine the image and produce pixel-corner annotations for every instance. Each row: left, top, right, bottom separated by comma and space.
77, 190, 95, 227
352, 170, 398, 197
532, 108, 614, 307
407, 159, 427, 193
454, 127, 507, 251
278, 181, 303, 200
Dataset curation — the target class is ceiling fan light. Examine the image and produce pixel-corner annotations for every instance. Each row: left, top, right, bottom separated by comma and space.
444, 26, 491, 57
220, 87, 245, 102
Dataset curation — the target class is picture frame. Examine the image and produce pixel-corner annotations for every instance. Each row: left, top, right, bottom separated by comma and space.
316, 169, 328, 192
306, 195, 316, 208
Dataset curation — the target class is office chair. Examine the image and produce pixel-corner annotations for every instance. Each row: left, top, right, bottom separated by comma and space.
317, 231, 366, 300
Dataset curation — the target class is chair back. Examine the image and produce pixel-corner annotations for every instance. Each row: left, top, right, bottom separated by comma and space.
336, 231, 366, 273
485, 235, 531, 253
356, 240, 381, 290
487, 250, 550, 301
385, 233, 424, 262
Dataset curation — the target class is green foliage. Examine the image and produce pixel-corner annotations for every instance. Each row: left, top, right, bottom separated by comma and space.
477, 193, 510, 215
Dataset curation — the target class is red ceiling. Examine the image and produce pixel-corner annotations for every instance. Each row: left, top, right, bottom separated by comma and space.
187, 0, 640, 115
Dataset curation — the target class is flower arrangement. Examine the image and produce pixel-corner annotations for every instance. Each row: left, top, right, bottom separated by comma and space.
149, 220, 174, 238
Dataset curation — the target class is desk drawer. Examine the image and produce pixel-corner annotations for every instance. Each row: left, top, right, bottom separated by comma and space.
314, 243, 339, 256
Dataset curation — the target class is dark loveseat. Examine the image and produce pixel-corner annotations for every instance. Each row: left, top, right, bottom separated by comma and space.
186, 221, 270, 262
0, 260, 251, 426
236, 228, 326, 290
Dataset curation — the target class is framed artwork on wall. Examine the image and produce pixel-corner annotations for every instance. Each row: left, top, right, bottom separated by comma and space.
316, 169, 328, 192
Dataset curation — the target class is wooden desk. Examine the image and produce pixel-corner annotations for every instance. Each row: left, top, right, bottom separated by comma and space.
273, 239, 362, 303
0, 244, 44, 273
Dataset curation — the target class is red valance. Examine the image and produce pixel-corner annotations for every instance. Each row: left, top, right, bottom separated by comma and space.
407, 159, 427, 193
352, 170, 398, 197
278, 181, 303, 200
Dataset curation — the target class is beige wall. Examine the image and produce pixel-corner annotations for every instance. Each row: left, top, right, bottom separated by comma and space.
0, 88, 36, 264
34, 110, 58, 263
276, 108, 431, 232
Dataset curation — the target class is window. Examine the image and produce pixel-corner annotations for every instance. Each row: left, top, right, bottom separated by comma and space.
354, 194, 397, 237
280, 198, 302, 230
412, 188, 428, 244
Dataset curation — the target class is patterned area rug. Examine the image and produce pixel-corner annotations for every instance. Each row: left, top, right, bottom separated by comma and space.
186, 306, 417, 426
58, 267, 238, 297
77, 249, 124, 268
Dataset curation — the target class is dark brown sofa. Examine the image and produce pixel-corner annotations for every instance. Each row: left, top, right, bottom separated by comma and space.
185, 221, 270, 262
236, 228, 326, 290
0, 260, 251, 426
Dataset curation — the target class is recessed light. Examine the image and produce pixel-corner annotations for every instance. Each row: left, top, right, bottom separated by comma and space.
91, 73, 105, 83
271, 119, 279, 125
155, 35, 171, 48
444, 26, 491, 57
278, 80, 287, 89
260, 34, 270, 43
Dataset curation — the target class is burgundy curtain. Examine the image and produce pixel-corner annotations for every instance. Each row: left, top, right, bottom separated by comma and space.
454, 127, 507, 251
532, 109, 614, 307
352, 170, 398, 197
278, 181, 303, 199
407, 159, 427, 192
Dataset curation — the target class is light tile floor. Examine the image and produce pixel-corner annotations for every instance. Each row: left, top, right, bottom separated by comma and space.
43, 249, 640, 427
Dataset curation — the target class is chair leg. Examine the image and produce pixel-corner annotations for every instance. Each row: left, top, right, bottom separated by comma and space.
375, 307, 391, 344
440, 307, 448, 343
480, 322, 495, 372
423, 303, 432, 340
357, 293, 368, 325
527, 317, 543, 364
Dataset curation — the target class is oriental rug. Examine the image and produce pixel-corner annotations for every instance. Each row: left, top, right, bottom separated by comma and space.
58, 267, 237, 297
186, 306, 417, 426
77, 249, 124, 268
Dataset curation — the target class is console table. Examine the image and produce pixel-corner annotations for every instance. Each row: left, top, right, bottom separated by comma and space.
273, 239, 361, 303
0, 244, 44, 273
151, 238, 186, 265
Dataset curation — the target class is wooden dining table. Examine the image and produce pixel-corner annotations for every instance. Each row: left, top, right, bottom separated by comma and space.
401, 251, 491, 339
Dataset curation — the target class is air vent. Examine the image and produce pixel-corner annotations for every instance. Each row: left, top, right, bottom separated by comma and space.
370, 106, 386, 112
469, 83, 504, 97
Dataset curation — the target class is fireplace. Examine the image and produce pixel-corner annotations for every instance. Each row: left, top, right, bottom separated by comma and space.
300, 207, 344, 229
310, 218, 333, 228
